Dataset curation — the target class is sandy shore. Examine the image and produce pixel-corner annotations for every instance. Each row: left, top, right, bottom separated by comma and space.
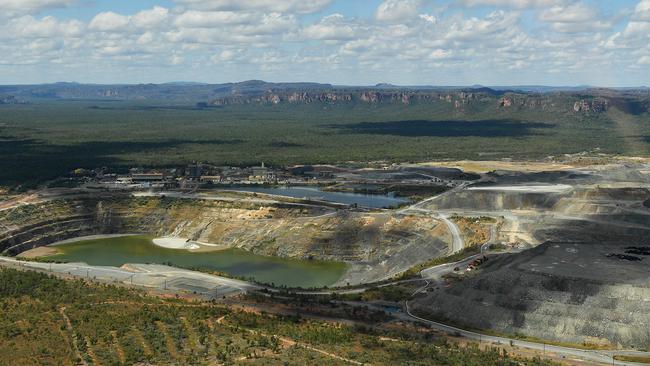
49, 234, 141, 246
153, 237, 229, 252
153, 237, 200, 250
18, 246, 59, 258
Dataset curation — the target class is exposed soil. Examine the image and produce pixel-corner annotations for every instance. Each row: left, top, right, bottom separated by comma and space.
19, 246, 58, 258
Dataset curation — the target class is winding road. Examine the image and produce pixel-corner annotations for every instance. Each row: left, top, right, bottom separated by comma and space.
402, 301, 649, 366
5, 183, 650, 365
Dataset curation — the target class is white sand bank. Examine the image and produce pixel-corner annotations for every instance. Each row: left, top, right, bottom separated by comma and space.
152, 237, 200, 250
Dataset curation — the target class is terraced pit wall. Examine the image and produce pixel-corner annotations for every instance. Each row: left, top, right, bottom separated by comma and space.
0, 193, 450, 285
0, 195, 328, 256
412, 185, 650, 348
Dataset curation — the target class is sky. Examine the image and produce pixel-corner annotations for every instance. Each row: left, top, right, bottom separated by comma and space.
1, 0, 649, 86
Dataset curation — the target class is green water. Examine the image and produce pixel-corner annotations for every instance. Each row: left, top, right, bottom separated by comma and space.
46, 235, 347, 288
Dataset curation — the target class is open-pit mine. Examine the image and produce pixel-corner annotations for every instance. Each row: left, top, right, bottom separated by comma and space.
2, 158, 650, 364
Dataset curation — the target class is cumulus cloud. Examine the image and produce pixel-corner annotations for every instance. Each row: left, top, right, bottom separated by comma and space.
633, 0, 650, 21
5, 15, 84, 38
302, 14, 358, 40
88, 7, 171, 32
174, 10, 255, 27
175, 0, 331, 13
622, 20, 650, 39
444, 10, 520, 41
88, 12, 130, 32
539, 3, 596, 23
211, 49, 243, 63
0, 0, 648, 85
458, 0, 563, 8
0, 0, 75, 16
376, 0, 421, 22
538, 2, 612, 33
132, 6, 169, 29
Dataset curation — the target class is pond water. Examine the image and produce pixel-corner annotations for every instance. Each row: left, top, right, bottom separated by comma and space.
226, 185, 408, 208
46, 235, 347, 288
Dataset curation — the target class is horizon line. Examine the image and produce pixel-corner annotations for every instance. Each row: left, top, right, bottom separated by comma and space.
1, 80, 648, 89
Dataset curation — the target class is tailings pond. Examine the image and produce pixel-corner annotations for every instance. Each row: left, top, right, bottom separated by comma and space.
45, 235, 347, 288
225, 185, 408, 208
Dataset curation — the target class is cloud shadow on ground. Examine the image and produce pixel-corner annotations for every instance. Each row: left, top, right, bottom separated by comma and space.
328, 119, 552, 138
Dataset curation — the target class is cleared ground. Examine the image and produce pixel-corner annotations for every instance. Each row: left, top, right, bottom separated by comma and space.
0, 191, 452, 286
411, 161, 650, 349
3, 159, 650, 351
0, 256, 256, 298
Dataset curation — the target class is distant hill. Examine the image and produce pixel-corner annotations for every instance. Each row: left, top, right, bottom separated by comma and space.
0, 80, 334, 102
0, 81, 648, 116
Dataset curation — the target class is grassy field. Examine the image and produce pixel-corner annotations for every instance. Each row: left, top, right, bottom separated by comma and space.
1, 99, 648, 188
0, 268, 559, 365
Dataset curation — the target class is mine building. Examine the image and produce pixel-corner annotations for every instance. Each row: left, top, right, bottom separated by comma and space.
200, 175, 222, 184
187, 163, 203, 179
249, 163, 276, 182
131, 173, 164, 182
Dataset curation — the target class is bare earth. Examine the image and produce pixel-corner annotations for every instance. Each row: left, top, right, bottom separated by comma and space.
152, 237, 229, 252
417, 156, 650, 174
19, 246, 59, 258
416, 160, 575, 173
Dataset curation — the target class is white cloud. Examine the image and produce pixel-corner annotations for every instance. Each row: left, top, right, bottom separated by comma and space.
633, 0, 650, 21
0, 0, 75, 16
623, 20, 650, 38
170, 54, 184, 65
303, 14, 358, 40
5, 15, 84, 38
444, 10, 520, 41
550, 20, 611, 33
376, 0, 421, 22
429, 49, 452, 59
174, 11, 255, 27
132, 6, 169, 29
88, 12, 130, 32
458, 0, 563, 8
539, 3, 596, 23
234, 13, 296, 36
88, 7, 171, 32
0, 0, 648, 85
538, 2, 611, 33
211, 49, 241, 63
419, 14, 436, 24
175, 0, 331, 13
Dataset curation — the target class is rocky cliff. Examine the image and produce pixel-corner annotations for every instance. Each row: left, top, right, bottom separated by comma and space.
2, 81, 648, 115
209, 89, 646, 115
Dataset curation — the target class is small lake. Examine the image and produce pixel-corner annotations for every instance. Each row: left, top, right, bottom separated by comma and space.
226, 185, 408, 208
46, 235, 347, 288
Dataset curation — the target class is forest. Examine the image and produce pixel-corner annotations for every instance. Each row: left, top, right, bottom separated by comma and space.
1, 98, 648, 188
0, 268, 558, 365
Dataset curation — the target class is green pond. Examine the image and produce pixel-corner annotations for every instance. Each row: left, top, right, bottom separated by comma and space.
46, 235, 347, 288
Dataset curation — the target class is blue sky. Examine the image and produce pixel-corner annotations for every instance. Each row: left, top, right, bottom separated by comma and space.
1, 0, 649, 86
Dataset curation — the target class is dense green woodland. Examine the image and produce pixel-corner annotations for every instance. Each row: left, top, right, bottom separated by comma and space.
0, 268, 558, 365
1, 100, 648, 188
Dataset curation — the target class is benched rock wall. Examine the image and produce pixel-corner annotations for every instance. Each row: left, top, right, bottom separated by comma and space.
0, 195, 451, 285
